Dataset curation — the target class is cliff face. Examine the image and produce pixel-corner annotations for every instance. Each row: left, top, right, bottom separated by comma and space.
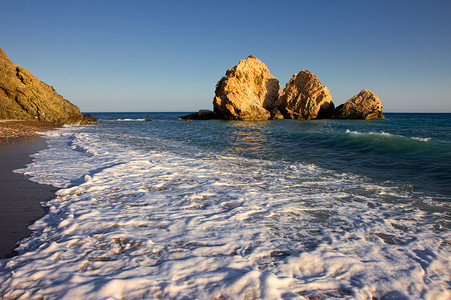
213, 55, 280, 120
333, 89, 384, 119
276, 70, 334, 120
0, 48, 96, 125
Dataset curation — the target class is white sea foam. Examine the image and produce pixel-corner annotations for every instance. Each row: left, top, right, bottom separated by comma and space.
411, 136, 432, 142
1, 126, 450, 299
345, 129, 431, 142
113, 118, 147, 121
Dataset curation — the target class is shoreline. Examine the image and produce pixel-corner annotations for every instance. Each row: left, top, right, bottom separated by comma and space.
0, 120, 57, 143
0, 121, 57, 258
0, 115, 449, 298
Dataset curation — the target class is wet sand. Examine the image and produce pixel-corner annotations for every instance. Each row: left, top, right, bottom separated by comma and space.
0, 121, 57, 258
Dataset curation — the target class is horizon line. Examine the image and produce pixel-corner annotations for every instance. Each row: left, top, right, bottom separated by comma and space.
82, 111, 451, 114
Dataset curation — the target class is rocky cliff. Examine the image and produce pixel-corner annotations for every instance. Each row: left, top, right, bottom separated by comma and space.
213, 55, 280, 120
333, 89, 384, 119
0, 48, 96, 125
276, 70, 334, 120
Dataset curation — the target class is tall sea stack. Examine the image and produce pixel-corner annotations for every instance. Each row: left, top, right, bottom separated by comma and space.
213, 55, 280, 120
182, 55, 385, 121
276, 70, 335, 120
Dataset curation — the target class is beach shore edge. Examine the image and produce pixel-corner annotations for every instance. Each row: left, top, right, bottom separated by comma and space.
0, 121, 57, 258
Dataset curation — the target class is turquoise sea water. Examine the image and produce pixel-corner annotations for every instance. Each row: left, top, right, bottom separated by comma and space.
93, 112, 451, 204
1, 112, 450, 299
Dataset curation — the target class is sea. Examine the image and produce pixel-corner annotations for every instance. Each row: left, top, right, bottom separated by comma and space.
0, 112, 450, 299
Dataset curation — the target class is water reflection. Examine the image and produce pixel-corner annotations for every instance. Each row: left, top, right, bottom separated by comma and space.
222, 121, 272, 156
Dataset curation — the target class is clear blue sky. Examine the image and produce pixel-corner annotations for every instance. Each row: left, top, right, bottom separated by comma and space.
2, 0, 451, 112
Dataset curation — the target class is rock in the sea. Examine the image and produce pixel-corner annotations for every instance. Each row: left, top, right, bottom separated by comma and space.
180, 109, 217, 120
333, 89, 384, 119
0, 48, 96, 125
213, 55, 280, 120
276, 70, 334, 120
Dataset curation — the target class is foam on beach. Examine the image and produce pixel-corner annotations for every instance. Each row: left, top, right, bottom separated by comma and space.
1, 125, 450, 299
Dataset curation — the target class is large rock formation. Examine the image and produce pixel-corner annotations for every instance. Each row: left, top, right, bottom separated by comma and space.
0, 48, 96, 125
183, 55, 385, 122
213, 55, 280, 120
276, 70, 334, 120
333, 89, 384, 119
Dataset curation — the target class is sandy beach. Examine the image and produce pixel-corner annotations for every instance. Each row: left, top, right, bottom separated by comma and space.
0, 120, 57, 258
0, 120, 56, 143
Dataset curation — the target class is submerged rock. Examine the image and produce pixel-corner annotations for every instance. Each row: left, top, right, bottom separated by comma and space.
276, 70, 334, 120
333, 89, 384, 119
213, 55, 280, 120
0, 48, 96, 125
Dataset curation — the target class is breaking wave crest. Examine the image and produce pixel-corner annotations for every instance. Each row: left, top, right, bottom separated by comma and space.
345, 129, 431, 142
113, 118, 147, 121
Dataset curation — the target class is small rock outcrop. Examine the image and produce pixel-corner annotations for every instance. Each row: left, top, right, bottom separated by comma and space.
0, 48, 96, 125
276, 70, 334, 120
180, 109, 217, 120
213, 55, 280, 120
333, 89, 384, 119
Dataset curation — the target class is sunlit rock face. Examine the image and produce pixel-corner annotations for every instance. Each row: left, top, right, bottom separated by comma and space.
276, 70, 334, 120
0, 48, 96, 125
213, 55, 280, 120
333, 89, 384, 119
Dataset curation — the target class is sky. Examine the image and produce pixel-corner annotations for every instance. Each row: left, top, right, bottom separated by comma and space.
2, 0, 451, 113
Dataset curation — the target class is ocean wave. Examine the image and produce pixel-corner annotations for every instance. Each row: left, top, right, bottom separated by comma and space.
411, 136, 432, 142
345, 129, 431, 142
1, 125, 449, 299
113, 118, 147, 121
